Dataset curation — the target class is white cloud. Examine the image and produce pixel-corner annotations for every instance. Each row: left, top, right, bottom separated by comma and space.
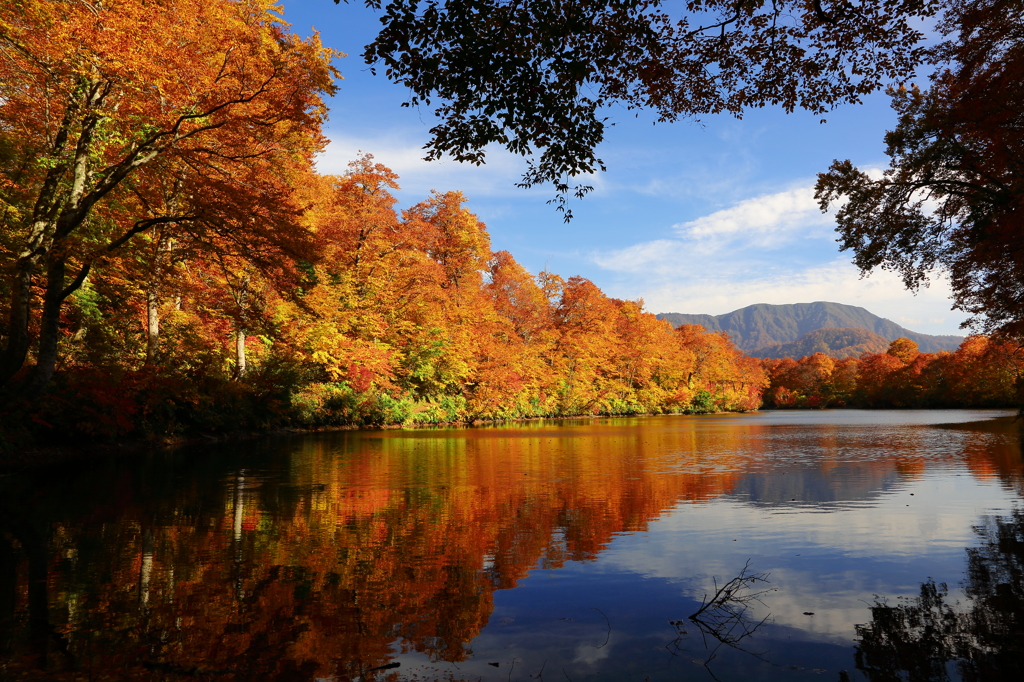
633, 260, 965, 334
590, 184, 832, 273
316, 129, 608, 201
677, 186, 830, 250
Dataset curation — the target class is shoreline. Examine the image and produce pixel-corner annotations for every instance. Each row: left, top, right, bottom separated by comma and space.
4, 406, 1017, 472
0, 409, 721, 470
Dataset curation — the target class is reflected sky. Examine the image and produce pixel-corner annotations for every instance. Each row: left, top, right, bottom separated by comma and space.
1, 409, 1020, 682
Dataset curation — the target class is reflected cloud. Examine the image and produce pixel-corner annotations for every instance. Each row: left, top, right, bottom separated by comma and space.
855, 510, 1024, 681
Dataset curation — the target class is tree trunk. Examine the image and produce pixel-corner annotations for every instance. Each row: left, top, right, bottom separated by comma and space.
21, 257, 68, 399
22, 255, 92, 399
146, 288, 161, 364
235, 330, 247, 379
0, 533, 15, 657
0, 261, 35, 388
232, 275, 249, 379
146, 227, 172, 365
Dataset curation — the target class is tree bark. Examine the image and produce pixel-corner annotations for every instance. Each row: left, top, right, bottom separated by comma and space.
0, 259, 36, 388
0, 533, 15, 657
146, 231, 170, 365
232, 275, 249, 379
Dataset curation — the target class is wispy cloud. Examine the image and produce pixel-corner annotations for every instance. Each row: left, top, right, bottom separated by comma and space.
678, 186, 830, 249
591, 184, 832, 273
316, 128, 607, 201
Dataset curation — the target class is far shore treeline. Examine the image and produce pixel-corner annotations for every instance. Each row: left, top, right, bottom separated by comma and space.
761, 337, 1023, 410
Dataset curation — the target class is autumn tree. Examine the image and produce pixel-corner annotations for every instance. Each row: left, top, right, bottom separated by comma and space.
0, 0, 338, 396
816, 0, 1024, 337
552, 276, 619, 413
607, 299, 678, 412
341, 0, 937, 213
887, 338, 920, 364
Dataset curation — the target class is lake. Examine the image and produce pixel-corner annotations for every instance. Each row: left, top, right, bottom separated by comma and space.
2, 409, 1022, 681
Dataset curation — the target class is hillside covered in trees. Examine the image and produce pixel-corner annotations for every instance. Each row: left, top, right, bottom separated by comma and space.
0, 155, 768, 449
658, 302, 963, 354
1, 0, 1021, 455
749, 327, 891, 359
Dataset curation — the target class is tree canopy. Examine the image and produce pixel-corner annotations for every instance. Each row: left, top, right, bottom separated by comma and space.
816, 0, 1024, 336
340, 0, 939, 214
0, 0, 339, 395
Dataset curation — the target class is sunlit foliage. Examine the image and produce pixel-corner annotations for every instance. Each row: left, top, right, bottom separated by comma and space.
762, 336, 1024, 409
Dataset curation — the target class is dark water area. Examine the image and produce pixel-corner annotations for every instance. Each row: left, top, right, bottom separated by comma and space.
1, 410, 1023, 681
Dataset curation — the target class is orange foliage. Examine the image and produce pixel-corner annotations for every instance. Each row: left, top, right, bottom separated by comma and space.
762, 336, 1024, 409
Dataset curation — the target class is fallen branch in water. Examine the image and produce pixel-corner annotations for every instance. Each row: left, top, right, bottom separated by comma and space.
667, 559, 778, 678
688, 558, 773, 645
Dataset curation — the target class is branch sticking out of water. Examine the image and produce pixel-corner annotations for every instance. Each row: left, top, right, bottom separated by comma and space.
690, 559, 772, 631
669, 559, 776, 664
591, 607, 611, 649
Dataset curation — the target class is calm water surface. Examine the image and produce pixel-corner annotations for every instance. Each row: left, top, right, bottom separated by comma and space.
2, 410, 1023, 681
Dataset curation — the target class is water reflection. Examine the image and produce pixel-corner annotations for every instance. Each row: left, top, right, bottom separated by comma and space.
0, 410, 1020, 681
855, 508, 1024, 682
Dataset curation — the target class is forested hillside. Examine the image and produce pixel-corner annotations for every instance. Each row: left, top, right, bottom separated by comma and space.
657, 302, 963, 353
0, 153, 767, 447
748, 327, 890, 359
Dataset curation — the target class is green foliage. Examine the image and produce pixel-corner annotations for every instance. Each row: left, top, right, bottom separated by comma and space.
409, 395, 468, 424
687, 390, 717, 414
291, 382, 414, 427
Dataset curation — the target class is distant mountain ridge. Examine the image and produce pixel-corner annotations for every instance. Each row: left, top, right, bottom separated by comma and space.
656, 301, 963, 354
747, 327, 891, 359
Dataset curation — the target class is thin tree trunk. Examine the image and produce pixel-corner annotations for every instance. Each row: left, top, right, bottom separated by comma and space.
146, 232, 170, 365
0, 261, 35, 388
235, 330, 247, 379
146, 289, 161, 364
232, 275, 249, 379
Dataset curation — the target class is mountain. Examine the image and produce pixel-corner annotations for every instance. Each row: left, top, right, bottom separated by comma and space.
656, 301, 963, 354
747, 327, 891, 359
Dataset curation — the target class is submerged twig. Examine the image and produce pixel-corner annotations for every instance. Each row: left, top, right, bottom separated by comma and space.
592, 607, 611, 649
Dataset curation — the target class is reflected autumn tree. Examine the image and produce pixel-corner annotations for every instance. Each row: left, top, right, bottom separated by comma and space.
0, 425, 758, 681
855, 510, 1024, 682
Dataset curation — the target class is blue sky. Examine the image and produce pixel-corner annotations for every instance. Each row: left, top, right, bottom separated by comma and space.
278, 0, 966, 337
